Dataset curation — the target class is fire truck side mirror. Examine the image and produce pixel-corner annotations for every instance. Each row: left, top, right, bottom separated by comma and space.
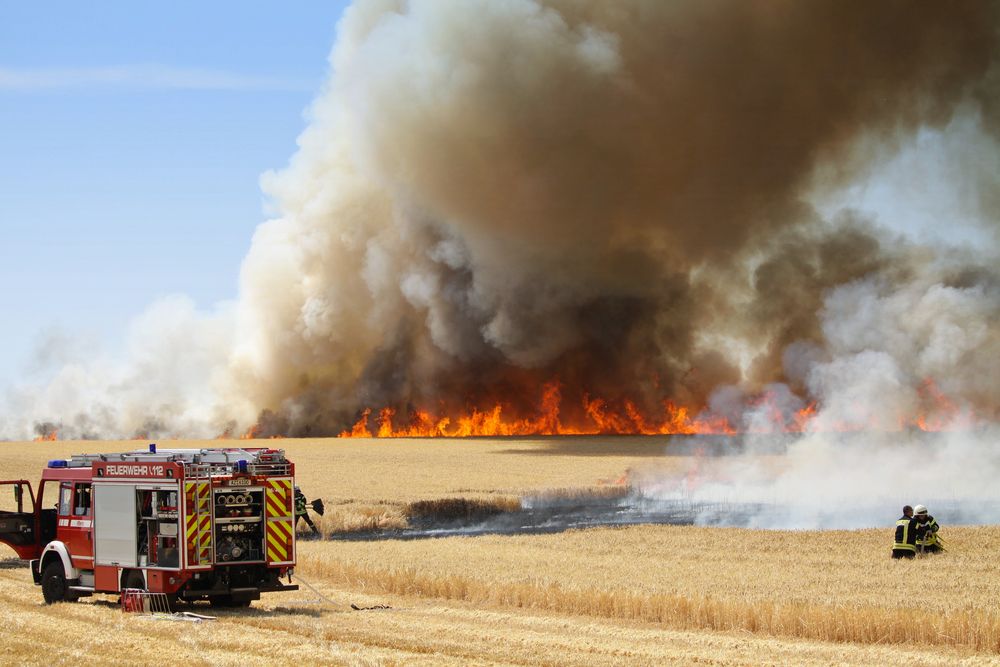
13, 485, 21, 507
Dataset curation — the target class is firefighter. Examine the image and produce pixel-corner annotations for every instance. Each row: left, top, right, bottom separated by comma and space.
295, 486, 320, 535
914, 504, 942, 554
892, 505, 919, 559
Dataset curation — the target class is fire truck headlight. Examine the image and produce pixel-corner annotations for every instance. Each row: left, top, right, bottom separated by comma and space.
169, 577, 177, 585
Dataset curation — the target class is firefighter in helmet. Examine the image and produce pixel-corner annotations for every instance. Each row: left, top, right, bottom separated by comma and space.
913, 504, 943, 554
892, 505, 919, 559
295, 486, 320, 535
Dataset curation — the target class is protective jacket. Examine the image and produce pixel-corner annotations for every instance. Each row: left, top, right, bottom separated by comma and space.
893, 515, 919, 553
916, 516, 940, 549
295, 490, 308, 517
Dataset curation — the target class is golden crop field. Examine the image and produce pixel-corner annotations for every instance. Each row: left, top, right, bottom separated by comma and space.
1, 437, 999, 666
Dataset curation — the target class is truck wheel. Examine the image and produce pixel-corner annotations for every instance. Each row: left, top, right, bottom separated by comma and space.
41, 560, 78, 604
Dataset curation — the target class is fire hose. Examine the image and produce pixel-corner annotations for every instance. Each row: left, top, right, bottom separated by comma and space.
292, 573, 390, 611
291, 573, 339, 607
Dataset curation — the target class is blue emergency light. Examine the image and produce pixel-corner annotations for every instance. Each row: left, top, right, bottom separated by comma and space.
47, 460, 68, 468
149, 443, 157, 453
237, 460, 248, 473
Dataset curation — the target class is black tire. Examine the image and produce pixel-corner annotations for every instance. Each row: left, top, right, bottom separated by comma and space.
41, 560, 78, 604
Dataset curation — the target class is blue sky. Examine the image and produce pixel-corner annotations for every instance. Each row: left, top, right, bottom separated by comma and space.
0, 2, 349, 385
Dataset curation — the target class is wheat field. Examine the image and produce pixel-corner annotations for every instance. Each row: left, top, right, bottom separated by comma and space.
1, 437, 999, 665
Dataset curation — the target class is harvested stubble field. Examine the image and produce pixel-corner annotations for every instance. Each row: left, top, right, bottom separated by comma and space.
1, 437, 999, 666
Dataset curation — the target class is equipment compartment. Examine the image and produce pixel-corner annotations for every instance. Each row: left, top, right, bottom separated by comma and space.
213, 488, 264, 563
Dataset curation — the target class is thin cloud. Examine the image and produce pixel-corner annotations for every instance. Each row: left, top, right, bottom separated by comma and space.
0, 64, 315, 92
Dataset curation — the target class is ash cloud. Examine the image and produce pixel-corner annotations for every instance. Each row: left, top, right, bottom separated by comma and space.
2, 0, 999, 440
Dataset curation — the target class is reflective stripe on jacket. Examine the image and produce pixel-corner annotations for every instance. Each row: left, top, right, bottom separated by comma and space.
893, 516, 917, 552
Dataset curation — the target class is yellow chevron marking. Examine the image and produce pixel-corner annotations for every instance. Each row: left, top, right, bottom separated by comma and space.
268, 479, 290, 501
267, 496, 289, 517
267, 532, 288, 560
272, 518, 293, 541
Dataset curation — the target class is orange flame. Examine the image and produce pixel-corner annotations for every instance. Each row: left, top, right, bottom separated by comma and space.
915, 378, 967, 432
792, 403, 818, 432
338, 381, 740, 438
337, 376, 977, 439
34, 430, 58, 442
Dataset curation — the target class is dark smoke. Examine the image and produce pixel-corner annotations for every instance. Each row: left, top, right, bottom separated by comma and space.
233, 0, 999, 435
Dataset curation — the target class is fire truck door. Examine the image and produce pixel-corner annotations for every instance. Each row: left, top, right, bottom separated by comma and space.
93, 484, 138, 568
0, 480, 38, 560
57, 482, 94, 568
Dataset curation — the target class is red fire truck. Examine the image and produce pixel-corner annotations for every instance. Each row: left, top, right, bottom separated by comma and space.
0, 445, 299, 608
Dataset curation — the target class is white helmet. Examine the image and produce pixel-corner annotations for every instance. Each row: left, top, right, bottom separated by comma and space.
914, 504, 928, 515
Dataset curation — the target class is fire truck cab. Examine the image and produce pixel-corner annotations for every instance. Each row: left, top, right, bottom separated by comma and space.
0, 446, 298, 608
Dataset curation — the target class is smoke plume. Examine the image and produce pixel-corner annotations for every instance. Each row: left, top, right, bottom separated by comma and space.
626, 428, 1000, 530
2, 0, 999, 441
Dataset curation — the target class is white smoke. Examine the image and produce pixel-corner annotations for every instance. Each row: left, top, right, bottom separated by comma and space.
633, 428, 1000, 530
0, 296, 238, 440
633, 268, 1000, 528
